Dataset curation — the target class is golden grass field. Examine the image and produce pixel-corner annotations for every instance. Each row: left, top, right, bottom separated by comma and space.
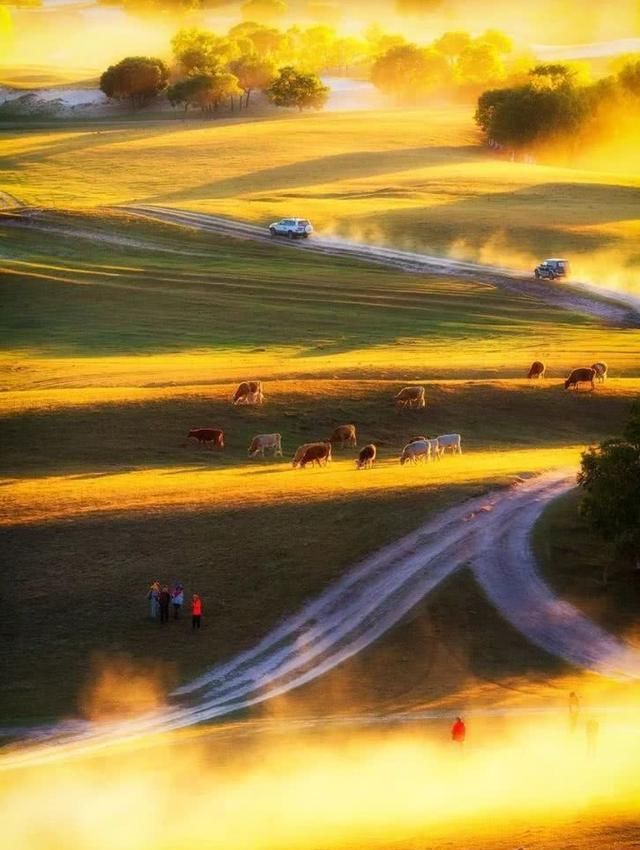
1, 80, 640, 850
1, 205, 638, 723
3, 107, 640, 296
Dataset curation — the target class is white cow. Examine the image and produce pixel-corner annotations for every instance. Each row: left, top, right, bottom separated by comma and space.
426, 437, 440, 460
241, 390, 264, 405
436, 434, 462, 456
400, 439, 430, 465
248, 433, 282, 458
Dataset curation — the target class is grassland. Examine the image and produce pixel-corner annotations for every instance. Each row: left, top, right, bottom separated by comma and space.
2, 107, 640, 297
1, 209, 638, 723
533, 490, 640, 642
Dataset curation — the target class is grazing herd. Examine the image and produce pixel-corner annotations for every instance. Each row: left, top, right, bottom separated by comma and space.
185, 382, 461, 472
528, 360, 608, 389
186, 361, 610, 470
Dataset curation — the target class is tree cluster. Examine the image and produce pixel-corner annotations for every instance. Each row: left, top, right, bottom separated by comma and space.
166, 25, 329, 114
475, 58, 640, 148
578, 400, 640, 574
370, 28, 514, 103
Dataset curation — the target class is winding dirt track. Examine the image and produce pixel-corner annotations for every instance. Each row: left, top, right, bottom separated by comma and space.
120, 204, 640, 328
4, 471, 640, 768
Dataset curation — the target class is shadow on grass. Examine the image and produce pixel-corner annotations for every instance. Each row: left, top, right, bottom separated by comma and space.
0, 482, 480, 722
143, 146, 479, 204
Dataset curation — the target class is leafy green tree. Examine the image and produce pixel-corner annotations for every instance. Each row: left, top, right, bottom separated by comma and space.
474, 63, 591, 146
266, 65, 329, 111
371, 43, 449, 103
578, 401, 640, 575
241, 0, 287, 24
229, 54, 275, 106
100, 56, 169, 108
166, 76, 206, 112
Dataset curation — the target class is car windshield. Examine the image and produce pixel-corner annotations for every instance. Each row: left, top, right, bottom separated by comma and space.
298, 220, 309, 226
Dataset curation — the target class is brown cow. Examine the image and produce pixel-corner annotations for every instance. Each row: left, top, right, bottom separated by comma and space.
564, 368, 596, 391
329, 424, 357, 448
292, 442, 332, 469
233, 381, 264, 405
591, 362, 608, 383
528, 361, 545, 379
186, 428, 224, 449
395, 386, 426, 409
356, 444, 376, 469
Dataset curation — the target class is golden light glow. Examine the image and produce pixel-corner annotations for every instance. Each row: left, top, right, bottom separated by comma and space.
2, 676, 640, 850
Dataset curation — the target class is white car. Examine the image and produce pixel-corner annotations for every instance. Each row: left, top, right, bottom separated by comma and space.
269, 218, 313, 239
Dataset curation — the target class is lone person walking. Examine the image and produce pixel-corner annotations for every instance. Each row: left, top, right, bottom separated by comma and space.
451, 716, 466, 747
159, 585, 171, 624
192, 593, 202, 631
569, 691, 580, 732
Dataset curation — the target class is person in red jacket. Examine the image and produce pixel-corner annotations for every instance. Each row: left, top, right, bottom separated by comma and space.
191, 594, 202, 630
451, 716, 466, 746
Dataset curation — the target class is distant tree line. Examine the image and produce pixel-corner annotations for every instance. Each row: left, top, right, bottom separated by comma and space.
98, 19, 530, 114
99, 20, 332, 114
475, 57, 640, 149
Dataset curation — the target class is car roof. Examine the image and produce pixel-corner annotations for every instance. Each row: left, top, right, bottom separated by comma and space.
545, 258, 568, 262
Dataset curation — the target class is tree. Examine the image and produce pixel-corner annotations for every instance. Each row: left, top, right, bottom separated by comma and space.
578, 401, 640, 576
329, 36, 367, 74
167, 70, 242, 114
456, 41, 506, 88
171, 28, 240, 76
529, 63, 575, 90
296, 25, 337, 73
433, 31, 471, 64
241, 0, 287, 24
266, 66, 329, 111
229, 55, 275, 106
166, 76, 206, 113
371, 43, 449, 103
618, 59, 640, 95
230, 22, 288, 61
479, 29, 513, 55
100, 56, 169, 108
475, 63, 590, 147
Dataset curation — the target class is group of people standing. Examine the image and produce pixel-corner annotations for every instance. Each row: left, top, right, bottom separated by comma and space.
148, 581, 203, 630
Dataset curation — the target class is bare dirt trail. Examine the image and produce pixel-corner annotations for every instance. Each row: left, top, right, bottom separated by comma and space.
120, 204, 640, 328
4, 470, 640, 768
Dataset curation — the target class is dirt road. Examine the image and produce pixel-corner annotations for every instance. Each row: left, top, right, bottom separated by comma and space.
120, 204, 640, 328
4, 470, 639, 767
